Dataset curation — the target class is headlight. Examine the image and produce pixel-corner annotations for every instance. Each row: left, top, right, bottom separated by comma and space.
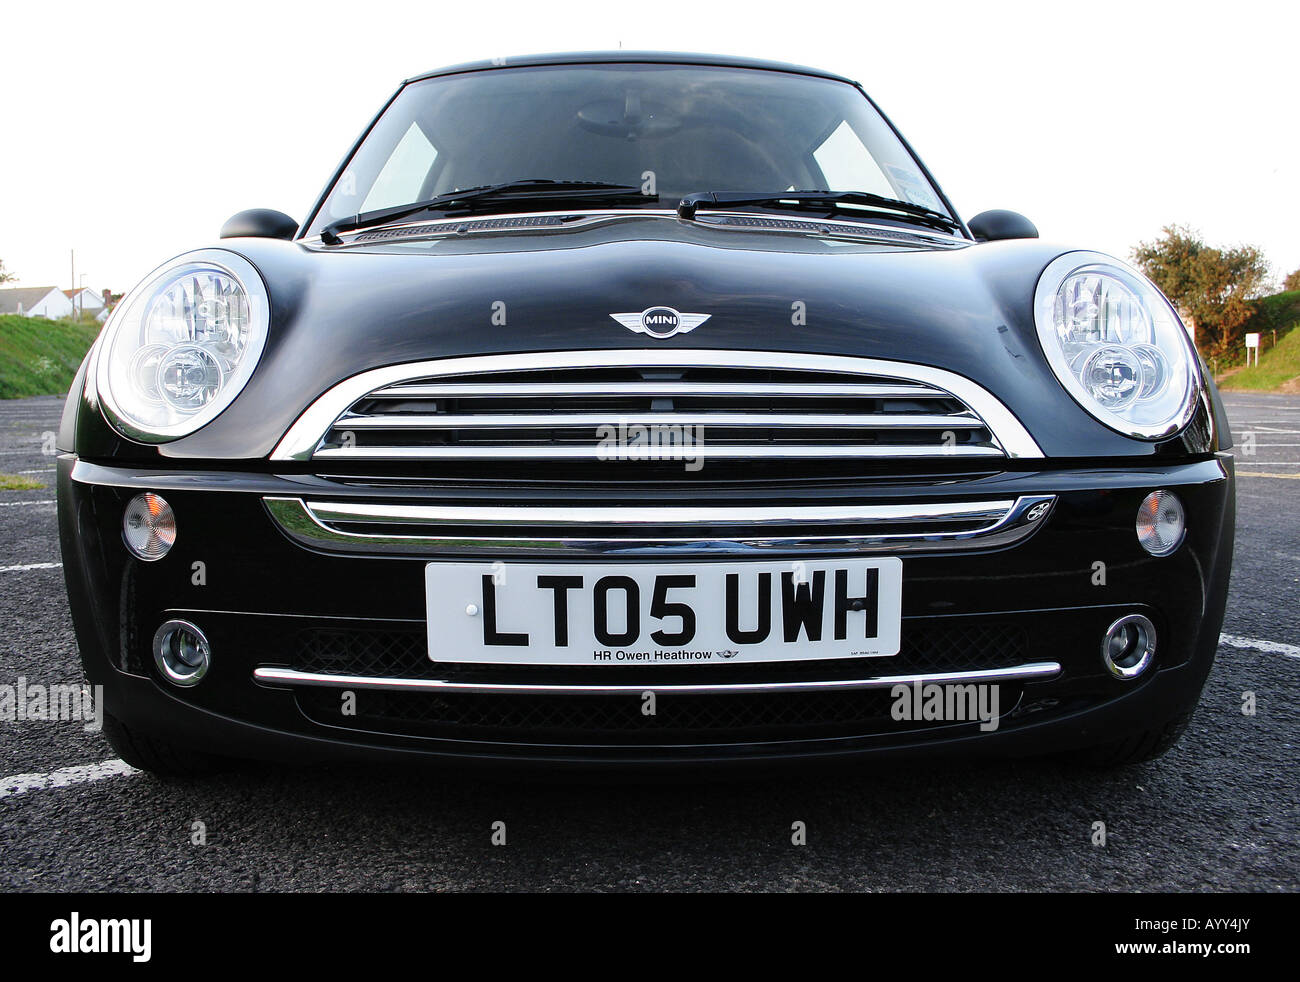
96, 250, 269, 442
1033, 251, 1201, 439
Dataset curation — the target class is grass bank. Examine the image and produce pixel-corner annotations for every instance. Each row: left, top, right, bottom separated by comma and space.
1218, 324, 1300, 391
0, 314, 100, 399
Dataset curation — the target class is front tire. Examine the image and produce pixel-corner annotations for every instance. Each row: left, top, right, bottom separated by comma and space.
102, 711, 225, 777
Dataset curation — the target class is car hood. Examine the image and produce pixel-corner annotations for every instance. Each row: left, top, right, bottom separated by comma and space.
99, 215, 1213, 461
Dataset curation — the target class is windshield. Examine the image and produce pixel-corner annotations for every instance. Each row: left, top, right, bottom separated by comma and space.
306, 63, 952, 236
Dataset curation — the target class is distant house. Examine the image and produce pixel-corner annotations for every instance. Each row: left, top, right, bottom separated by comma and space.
63, 287, 106, 317
95, 289, 123, 323
0, 286, 75, 319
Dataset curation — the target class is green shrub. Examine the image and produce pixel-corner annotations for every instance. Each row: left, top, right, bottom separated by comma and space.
1206, 290, 1300, 373
1245, 290, 1300, 338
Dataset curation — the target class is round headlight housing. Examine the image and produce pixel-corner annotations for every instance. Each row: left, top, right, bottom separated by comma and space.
1034, 252, 1201, 439
96, 250, 269, 442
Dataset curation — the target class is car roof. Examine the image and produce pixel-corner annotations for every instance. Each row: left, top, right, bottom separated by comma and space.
404, 51, 858, 86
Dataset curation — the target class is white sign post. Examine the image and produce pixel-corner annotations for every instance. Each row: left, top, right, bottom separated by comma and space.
1245, 333, 1261, 367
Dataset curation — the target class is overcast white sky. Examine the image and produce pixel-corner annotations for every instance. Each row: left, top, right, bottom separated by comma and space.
1, 0, 1296, 295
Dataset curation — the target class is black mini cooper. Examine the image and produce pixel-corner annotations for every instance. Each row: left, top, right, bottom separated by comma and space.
58, 52, 1234, 774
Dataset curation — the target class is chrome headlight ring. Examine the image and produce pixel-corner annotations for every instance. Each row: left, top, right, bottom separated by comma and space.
95, 249, 270, 443
1033, 250, 1202, 440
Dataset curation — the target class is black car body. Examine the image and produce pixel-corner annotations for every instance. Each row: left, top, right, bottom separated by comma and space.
58, 52, 1234, 773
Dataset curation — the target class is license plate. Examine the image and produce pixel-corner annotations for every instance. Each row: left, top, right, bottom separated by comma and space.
425, 558, 902, 665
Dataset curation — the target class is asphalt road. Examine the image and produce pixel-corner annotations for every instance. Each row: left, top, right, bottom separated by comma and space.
0, 392, 1296, 892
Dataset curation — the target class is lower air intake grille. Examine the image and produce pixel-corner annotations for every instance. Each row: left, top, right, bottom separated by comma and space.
297, 685, 944, 740
293, 622, 1028, 681
290, 621, 1028, 742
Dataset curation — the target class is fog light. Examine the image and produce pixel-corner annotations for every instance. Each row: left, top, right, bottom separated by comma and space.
1101, 614, 1156, 680
153, 619, 210, 686
123, 493, 176, 561
1136, 490, 1185, 556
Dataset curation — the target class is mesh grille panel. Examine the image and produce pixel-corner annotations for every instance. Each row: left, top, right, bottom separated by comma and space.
290, 620, 1028, 743
293, 621, 1028, 680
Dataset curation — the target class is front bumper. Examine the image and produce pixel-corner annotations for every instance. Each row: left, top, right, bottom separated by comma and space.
58, 454, 1235, 768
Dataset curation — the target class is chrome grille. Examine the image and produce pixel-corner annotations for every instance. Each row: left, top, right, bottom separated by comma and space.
272, 351, 1041, 463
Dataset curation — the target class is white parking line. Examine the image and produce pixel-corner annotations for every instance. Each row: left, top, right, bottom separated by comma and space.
0, 759, 138, 799
0, 561, 62, 573
0, 499, 55, 507
1220, 634, 1300, 659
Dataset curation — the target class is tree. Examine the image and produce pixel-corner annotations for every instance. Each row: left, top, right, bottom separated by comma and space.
1284, 268, 1300, 293
0, 258, 15, 285
1132, 225, 1270, 357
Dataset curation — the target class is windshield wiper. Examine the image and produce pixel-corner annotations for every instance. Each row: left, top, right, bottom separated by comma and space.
676, 190, 960, 233
319, 180, 656, 243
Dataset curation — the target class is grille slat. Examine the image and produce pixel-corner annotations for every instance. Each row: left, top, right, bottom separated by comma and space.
366, 381, 948, 399
313, 444, 1006, 460
334, 411, 984, 430
265, 493, 1054, 557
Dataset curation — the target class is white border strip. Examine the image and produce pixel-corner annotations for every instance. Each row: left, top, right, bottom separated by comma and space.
0, 561, 62, 573
0, 759, 138, 799
1220, 634, 1300, 659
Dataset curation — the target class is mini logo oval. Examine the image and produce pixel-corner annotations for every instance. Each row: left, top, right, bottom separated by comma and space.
641, 306, 680, 338
609, 307, 710, 338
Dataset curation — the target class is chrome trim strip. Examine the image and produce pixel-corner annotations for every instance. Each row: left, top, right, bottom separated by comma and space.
271, 350, 1043, 461
333, 412, 985, 430
368, 381, 948, 399
253, 661, 1063, 696
303, 498, 1016, 528
263, 494, 1055, 557
311, 445, 1005, 461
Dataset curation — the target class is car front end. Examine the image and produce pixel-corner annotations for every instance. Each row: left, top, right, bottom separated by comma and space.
57, 53, 1235, 772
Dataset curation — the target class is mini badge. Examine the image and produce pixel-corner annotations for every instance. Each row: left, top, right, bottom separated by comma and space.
610, 306, 711, 339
